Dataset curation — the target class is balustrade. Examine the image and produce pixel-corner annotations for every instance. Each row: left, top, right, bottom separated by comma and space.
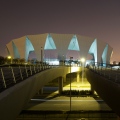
0, 63, 51, 92
88, 62, 120, 84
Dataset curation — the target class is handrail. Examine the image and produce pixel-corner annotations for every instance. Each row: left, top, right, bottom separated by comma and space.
87, 62, 120, 84
0, 63, 53, 93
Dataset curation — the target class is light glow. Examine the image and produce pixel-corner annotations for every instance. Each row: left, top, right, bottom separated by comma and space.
71, 67, 80, 72
81, 58, 85, 62
8, 56, 11, 59
46, 60, 59, 65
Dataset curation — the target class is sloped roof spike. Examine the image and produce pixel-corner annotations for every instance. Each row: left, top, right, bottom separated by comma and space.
68, 35, 80, 51
44, 34, 56, 50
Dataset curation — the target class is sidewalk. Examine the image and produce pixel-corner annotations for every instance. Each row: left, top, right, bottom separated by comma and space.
25, 93, 112, 111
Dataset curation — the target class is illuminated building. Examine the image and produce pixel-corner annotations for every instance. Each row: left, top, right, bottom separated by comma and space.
6, 33, 113, 65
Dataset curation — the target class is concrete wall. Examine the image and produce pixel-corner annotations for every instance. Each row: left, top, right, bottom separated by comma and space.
86, 68, 120, 116
0, 66, 81, 120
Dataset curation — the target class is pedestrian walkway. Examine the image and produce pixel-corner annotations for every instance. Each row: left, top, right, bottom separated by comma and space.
24, 93, 111, 111
17, 94, 117, 120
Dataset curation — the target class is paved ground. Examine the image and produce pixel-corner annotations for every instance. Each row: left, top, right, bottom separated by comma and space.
18, 91, 118, 120
24, 93, 112, 111
19, 94, 118, 120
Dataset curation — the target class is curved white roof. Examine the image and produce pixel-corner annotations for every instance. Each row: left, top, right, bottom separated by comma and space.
6, 33, 113, 64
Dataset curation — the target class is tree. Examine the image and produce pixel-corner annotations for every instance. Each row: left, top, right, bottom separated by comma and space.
19, 58, 25, 64
0, 56, 5, 65
12, 58, 20, 64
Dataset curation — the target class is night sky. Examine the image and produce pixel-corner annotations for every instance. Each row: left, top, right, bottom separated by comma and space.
0, 0, 120, 62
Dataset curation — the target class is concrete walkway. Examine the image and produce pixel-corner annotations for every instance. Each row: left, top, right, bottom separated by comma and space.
17, 94, 118, 120
24, 94, 112, 111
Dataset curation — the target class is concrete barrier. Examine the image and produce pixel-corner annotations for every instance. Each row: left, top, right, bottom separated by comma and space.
0, 66, 81, 120
86, 68, 120, 117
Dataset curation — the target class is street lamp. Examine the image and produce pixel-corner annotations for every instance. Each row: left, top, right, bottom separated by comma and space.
81, 58, 85, 63
8, 56, 12, 64
70, 56, 73, 111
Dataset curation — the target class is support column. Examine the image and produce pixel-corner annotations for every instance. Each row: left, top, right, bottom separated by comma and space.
77, 72, 80, 82
63, 75, 66, 82
91, 85, 95, 95
58, 77, 63, 95
38, 87, 43, 95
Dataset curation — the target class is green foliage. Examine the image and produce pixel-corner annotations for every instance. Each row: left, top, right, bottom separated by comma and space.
0, 56, 5, 65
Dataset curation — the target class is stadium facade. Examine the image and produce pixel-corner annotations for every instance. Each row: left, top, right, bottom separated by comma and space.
6, 33, 113, 65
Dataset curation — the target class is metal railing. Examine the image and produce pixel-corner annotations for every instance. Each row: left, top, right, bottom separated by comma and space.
0, 62, 81, 93
0, 63, 53, 92
87, 62, 120, 84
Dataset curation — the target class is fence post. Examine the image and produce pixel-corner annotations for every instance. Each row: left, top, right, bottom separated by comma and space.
33, 65, 36, 73
1, 68, 6, 88
19, 66, 23, 80
97, 65, 99, 74
109, 71, 111, 79
25, 65, 28, 77
11, 67, 16, 83
30, 65, 32, 75
45, 63, 47, 70
39, 64, 41, 71
42, 63, 44, 70
36, 64, 39, 72
100, 66, 102, 75
104, 67, 105, 76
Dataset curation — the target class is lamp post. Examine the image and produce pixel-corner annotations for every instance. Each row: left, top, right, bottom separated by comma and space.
70, 56, 73, 111
81, 58, 85, 84
63, 55, 64, 66
41, 47, 43, 62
